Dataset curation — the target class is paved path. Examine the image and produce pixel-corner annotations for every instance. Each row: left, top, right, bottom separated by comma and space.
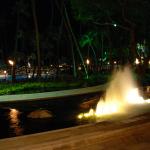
0, 84, 107, 103
0, 114, 150, 150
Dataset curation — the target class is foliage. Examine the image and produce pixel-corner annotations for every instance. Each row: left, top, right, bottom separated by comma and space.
0, 73, 111, 95
85, 72, 111, 85
70, 0, 118, 22
79, 31, 97, 48
70, 0, 150, 68
0, 81, 83, 95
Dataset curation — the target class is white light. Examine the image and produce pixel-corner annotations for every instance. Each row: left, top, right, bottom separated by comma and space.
8, 60, 14, 66
4, 70, 7, 74
113, 24, 117, 27
78, 66, 82, 70
135, 58, 140, 65
28, 75, 31, 78
86, 59, 90, 65
114, 61, 117, 64
28, 62, 31, 68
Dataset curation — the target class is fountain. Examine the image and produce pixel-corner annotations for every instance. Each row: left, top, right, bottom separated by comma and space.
78, 66, 150, 120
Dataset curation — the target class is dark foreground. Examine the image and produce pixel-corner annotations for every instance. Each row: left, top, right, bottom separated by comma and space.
0, 113, 150, 150
0, 92, 100, 139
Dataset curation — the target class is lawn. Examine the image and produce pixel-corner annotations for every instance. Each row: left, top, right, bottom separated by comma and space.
0, 73, 110, 95
0, 71, 148, 96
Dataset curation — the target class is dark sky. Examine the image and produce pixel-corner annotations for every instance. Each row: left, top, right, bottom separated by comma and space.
0, 0, 73, 63
0, 0, 57, 59
1, 0, 150, 66
0, 0, 52, 32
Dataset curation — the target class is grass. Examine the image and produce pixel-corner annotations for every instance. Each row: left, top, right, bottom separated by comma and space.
0, 73, 110, 95
0, 70, 148, 96
0, 81, 84, 95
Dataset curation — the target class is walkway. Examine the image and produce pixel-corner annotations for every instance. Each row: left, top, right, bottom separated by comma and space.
0, 114, 150, 150
0, 84, 107, 103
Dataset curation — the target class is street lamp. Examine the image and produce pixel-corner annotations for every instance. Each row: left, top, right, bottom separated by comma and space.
135, 58, 140, 65
86, 59, 90, 73
78, 66, 82, 71
8, 60, 14, 66
86, 59, 90, 65
114, 61, 117, 64
8, 59, 15, 82
28, 62, 31, 68
4, 70, 7, 81
113, 23, 117, 27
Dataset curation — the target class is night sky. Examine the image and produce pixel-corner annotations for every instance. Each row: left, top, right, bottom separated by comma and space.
0, 0, 69, 65
0, 0, 150, 67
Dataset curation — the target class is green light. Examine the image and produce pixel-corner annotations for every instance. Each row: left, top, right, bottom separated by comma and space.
113, 24, 117, 27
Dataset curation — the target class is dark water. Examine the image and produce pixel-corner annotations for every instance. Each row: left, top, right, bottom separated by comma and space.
0, 93, 100, 139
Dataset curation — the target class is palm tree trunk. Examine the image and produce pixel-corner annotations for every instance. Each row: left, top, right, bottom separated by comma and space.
106, 27, 113, 70
70, 37, 77, 78
54, 0, 86, 78
89, 44, 98, 72
49, 0, 54, 27
31, 0, 41, 77
12, 2, 20, 83
130, 29, 137, 62
56, 16, 63, 79
63, 5, 88, 79
59, 1, 77, 78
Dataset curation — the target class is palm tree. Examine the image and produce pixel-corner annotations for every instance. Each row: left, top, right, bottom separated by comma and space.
31, 0, 41, 77
79, 32, 98, 70
55, 0, 88, 79
63, 4, 88, 79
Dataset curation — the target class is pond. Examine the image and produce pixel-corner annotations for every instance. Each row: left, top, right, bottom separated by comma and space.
0, 92, 101, 139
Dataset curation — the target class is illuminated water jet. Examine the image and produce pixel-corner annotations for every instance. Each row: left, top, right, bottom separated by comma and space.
78, 66, 150, 120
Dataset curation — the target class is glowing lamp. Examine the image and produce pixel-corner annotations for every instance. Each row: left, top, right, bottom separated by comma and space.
135, 58, 140, 65
86, 59, 90, 65
8, 60, 14, 66
113, 24, 117, 27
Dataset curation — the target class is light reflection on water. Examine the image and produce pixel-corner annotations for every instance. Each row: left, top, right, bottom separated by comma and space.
9, 108, 23, 136
0, 93, 100, 139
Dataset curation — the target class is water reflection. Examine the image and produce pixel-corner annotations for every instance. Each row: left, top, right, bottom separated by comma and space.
9, 108, 23, 136
0, 93, 99, 139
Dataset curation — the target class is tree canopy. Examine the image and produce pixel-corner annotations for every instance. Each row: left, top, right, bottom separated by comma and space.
70, 0, 150, 64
